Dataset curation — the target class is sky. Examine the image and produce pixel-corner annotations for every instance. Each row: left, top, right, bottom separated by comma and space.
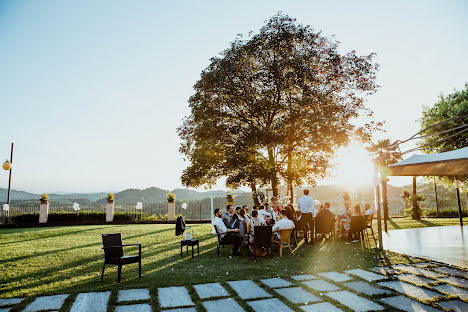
0, 0, 467, 194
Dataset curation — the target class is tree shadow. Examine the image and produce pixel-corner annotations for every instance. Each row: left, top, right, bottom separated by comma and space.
388, 219, 401, 229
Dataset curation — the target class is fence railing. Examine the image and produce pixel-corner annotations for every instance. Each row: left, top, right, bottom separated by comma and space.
2, 198, 467, 223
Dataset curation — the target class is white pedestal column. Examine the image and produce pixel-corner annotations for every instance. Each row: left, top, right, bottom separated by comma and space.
39, 202, 49, 224
168, 202, 175, 221
106, 201, 114, 222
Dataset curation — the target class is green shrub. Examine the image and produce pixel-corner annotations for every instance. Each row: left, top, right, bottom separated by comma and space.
427, 209, 468, 217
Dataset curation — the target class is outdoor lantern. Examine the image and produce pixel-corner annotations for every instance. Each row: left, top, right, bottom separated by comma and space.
181, 202, 187, 209
2, 160, 11, 171
2, 204, 9, 211
136, 202, 143, 210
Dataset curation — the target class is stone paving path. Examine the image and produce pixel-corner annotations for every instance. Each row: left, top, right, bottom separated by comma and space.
1, 260, 468, 311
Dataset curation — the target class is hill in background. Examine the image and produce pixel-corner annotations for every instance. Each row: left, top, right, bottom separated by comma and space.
2, 181, 463, 207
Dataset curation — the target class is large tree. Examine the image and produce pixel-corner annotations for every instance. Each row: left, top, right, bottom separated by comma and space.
178, 13, 380, 196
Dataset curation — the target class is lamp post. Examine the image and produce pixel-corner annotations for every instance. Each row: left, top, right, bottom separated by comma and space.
2, 143, 14, 222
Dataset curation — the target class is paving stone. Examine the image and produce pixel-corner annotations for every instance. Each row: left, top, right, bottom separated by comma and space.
260, 278, 293, 288
325, 290, 384, 311
378, 281, 441, 300
0, 298, 23, 307
344, 269, 386, 282
302, 280, 340, 292
158, 286, 194, 308
434, 266, 468, 279
393, 264, 445, 278
247, 298, 294, 312
165, 309, 197, 312
439, 276, 468, 289
194, 282, 229, 299
274, 287, 321, 304
438, 299, 468, 312
370, 266, 399, 275
291, 274, 317, 281
227, 280, 272, 300
118, 289, 150, 302
380, 295, 440, 312
397, 273, 436, 286
115, 304, 152, 312
202, 298, 244, 312
70, 291, 110, 312
433, 283, 468, 300
24, 294, 69, 312
318, 271, 352, 282
300, 302, 344, 312
342, 281, 393, 296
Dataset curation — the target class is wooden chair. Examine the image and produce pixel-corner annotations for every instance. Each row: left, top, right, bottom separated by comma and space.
364, 214, 374, 237
271, 228, 295, 257
101, 233, 141, 283
349, 216, 366, 241
249, 225, 273, 260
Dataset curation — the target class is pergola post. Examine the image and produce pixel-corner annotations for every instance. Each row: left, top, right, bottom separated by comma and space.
455, 179, 463, 226
434, 177, 439, 217
412, 176, 417, 196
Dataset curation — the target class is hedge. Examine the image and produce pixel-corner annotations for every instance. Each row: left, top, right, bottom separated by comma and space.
426, 209, 468, 218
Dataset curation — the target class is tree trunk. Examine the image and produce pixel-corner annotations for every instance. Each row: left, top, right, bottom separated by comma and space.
250, 182, 260, 206
413, 203, 421, 220
382, 180, 388, 232
287, 150, 293, 204
268, 147, 279, 197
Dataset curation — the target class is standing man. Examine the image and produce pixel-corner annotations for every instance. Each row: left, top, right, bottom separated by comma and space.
297, 189, 315, 244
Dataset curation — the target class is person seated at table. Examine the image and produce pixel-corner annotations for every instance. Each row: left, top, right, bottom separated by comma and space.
271, 196, 283, 214
258, 205, 271, 224
316, 202, 335, 221
351, 203, 363, 217
284, 204, 297, 224
272, 209, 295, 240
364, 203, 374, 216
238, 208, 248, 237
222, 205, 234, 227
242, 205, 251, 220
213, 208, 243, 256
247, 210, 264, 236
337, 202, 351, 235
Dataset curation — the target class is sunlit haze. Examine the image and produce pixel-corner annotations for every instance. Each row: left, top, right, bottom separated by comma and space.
0, 0, 466, 193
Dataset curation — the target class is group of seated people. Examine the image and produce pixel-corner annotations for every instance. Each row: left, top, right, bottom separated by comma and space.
213, 193, 375, 256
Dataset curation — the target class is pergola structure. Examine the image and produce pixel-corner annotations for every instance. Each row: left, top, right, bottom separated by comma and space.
388, 146, 468, 226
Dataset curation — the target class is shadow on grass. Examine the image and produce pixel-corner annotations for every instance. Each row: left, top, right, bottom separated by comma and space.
0, 225, 119, 246
0, 227, 174, 265
388, 219, 401, 229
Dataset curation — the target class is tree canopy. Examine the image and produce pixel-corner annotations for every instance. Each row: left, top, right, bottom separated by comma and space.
419, 83, 468, 184
178, 13, 380, 196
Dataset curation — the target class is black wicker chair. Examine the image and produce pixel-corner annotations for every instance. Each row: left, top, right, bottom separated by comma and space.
349, 216, 366, 241
249, 225, 273, 260
101, 233, 141, 283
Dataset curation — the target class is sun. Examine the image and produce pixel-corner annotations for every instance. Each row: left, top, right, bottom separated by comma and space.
322, 141, 374, 187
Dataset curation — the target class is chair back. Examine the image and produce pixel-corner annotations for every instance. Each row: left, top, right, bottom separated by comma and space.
350, 216, 365, 233
213, 224, 223, 242
102, 233, 123, 261
315, 216, 333, 234
253, 225, 272, 249
277, 228, 293, 244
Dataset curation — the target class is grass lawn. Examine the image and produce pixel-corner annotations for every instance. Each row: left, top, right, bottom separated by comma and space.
0, 217, 466, 303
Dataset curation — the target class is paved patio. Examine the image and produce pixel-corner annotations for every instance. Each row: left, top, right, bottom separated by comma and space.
1, 261, 467, 311
382, 225, 468, 268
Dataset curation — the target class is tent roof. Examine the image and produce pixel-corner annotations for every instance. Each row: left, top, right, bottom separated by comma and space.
389, 147, 468, 176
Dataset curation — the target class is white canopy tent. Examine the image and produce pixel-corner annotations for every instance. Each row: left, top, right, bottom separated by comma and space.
389, 147, 468, 176
388, 146, 468, 227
